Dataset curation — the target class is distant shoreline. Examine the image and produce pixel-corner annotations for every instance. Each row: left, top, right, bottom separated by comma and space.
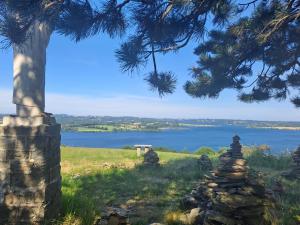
62, 124, 219, 133
250, 126, 300, 131
62, 124, 300, 133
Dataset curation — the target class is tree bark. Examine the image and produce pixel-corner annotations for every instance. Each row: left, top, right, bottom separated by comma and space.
13, 20, 52, 117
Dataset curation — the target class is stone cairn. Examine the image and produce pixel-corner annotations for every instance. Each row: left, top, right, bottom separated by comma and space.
198, 155, 213, 171
143, 149, 160, 166
96, 207, 130, 225
282, 146, 300, 179
181, 136, 276, 225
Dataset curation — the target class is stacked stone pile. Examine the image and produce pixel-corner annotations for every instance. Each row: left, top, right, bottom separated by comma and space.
143, 149, 159, 166
198, 155, 213, 171
282, 146, 300, 179
181, 136, 276, 225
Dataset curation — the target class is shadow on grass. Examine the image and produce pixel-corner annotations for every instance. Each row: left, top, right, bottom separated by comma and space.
57, 158, 205, 225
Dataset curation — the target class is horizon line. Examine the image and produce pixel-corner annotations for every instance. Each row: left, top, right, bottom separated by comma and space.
1, 113, 300, 123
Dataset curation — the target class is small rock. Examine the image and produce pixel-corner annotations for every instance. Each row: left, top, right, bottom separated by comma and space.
188, 208, 203, 225
97, 220, 108, 225
95, 207, 130, 225
143, 149, 159, 166
72, 173, 81, 179
180, 195, 199, 210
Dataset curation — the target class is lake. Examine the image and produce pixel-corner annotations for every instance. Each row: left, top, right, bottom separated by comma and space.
61, 126, 300, 154
61, 126, 300, 153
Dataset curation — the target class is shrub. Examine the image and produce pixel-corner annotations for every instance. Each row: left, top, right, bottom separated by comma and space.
217, 147, 229, 155
194, 147, 216, 156
246, 150, 292, 170
242, 145, 271, 157
122, 146, 135, 150
257, 144, 271, 151
154, 147, 177, 153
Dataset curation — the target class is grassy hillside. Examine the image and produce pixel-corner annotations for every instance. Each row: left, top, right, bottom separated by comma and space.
56, 147, 300, 225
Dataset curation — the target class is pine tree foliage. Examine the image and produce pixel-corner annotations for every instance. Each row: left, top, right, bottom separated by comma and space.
186, 0, 300, 107
1, 0, 299, 103
56, 0, 94, 41
145, 71, 177, 97
0, 0, 38, 46
0, 0, 233, 96
114, 0, 234, 95
0, 0, 62, 46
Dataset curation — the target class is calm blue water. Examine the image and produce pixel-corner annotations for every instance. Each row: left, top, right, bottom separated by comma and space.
61, 126, 300, 153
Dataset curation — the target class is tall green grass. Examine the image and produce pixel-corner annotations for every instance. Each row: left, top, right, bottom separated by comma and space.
56, 146, 300, 225
246, 150, 292, 170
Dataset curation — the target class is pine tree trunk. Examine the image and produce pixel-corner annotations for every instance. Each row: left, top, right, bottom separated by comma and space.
13, 20, 52, 117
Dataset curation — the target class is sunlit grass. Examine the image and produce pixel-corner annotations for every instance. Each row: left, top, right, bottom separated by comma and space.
56, 147, 300, 225
58, 147, 200, 225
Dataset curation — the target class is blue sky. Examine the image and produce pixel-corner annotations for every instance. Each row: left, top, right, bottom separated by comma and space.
0, 32, 299, 121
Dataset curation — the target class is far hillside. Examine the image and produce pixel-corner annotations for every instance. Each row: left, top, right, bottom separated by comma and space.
54, 114, 300, 132
1, 114, 300, 132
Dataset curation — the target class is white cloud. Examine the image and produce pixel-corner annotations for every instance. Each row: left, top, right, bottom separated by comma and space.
0, 88, 299, 121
